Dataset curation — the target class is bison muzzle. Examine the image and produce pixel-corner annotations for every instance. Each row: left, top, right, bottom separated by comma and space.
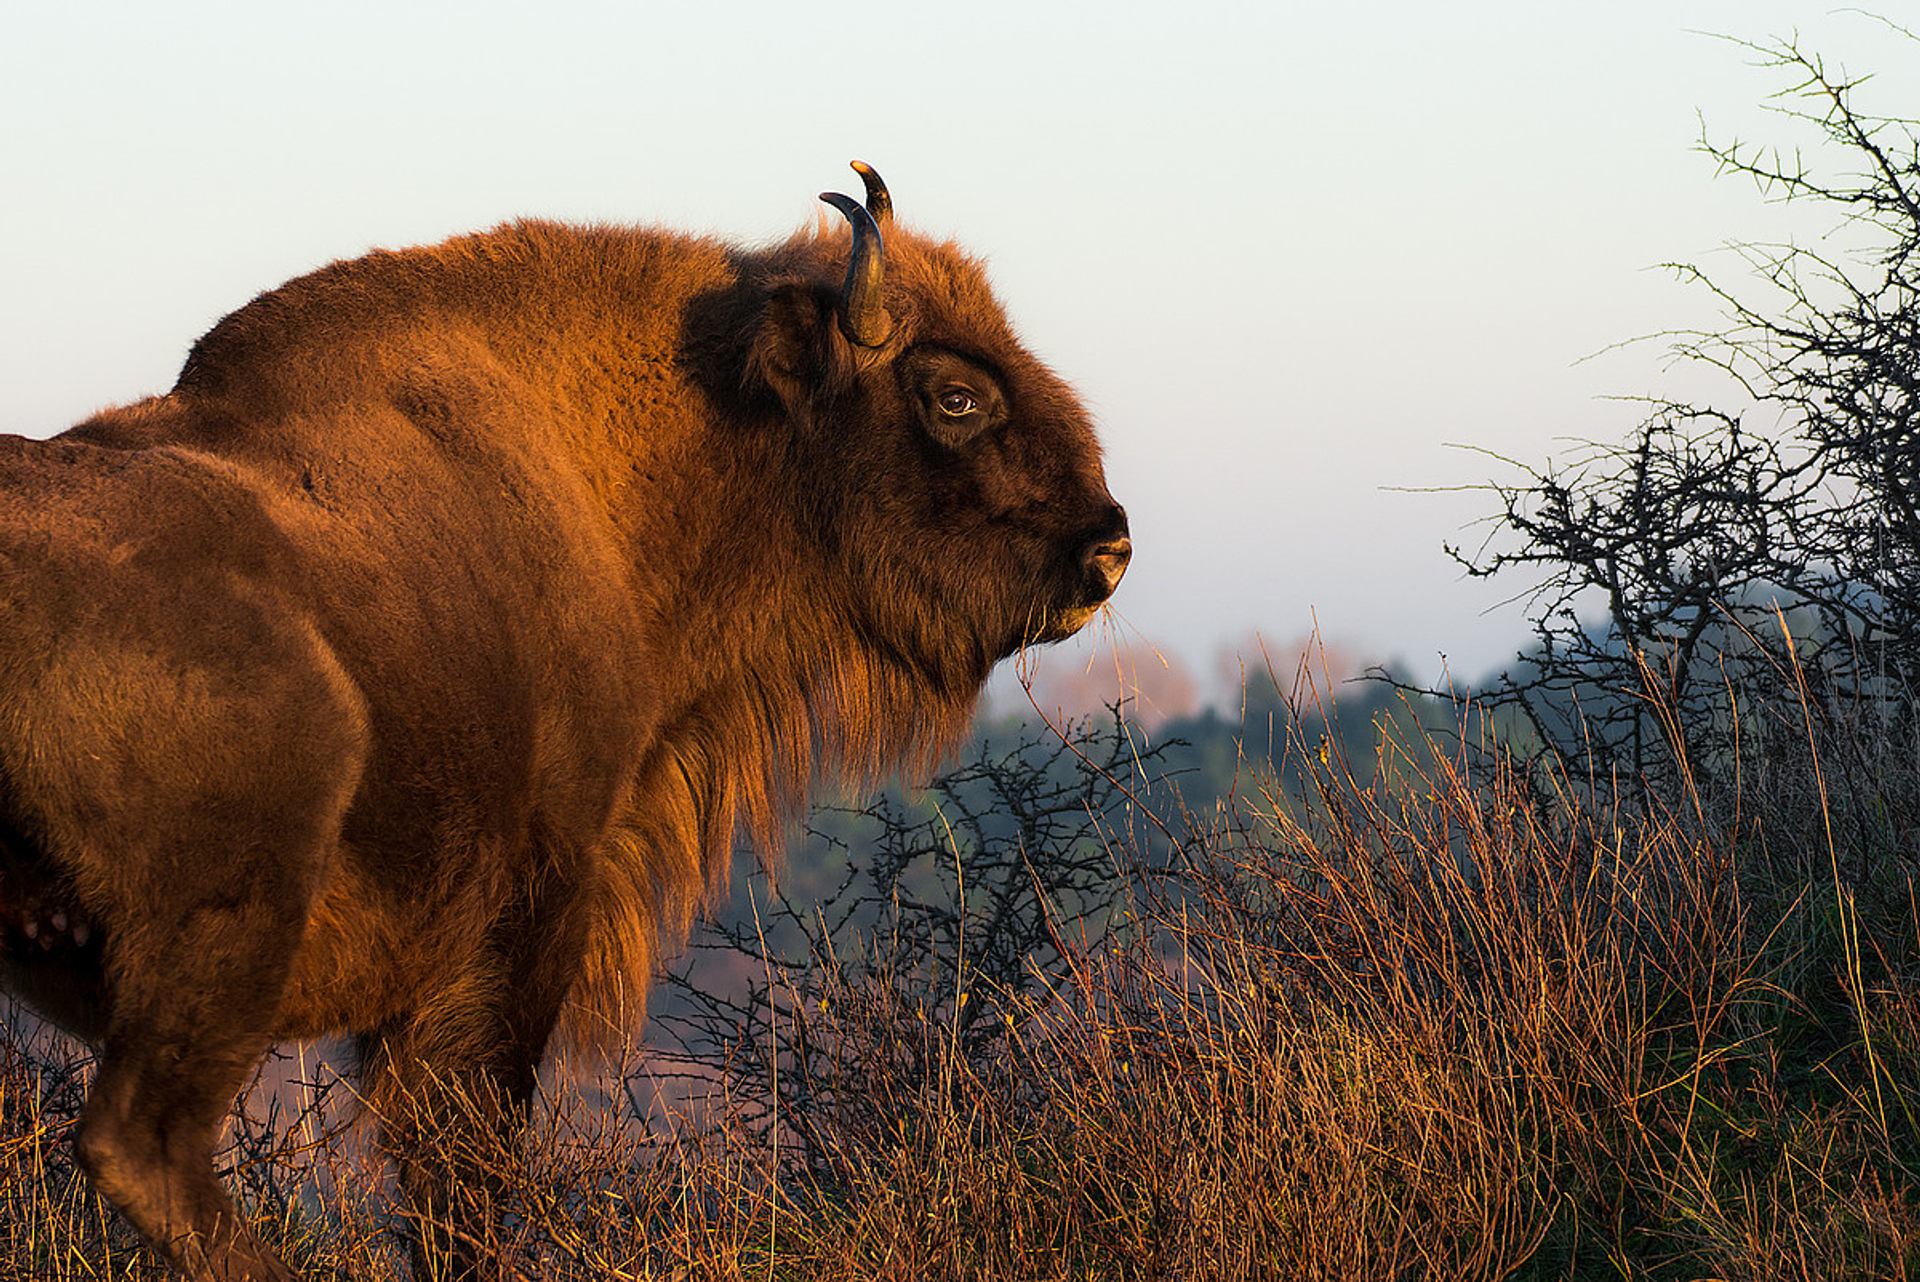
0, 163, 1127, 1279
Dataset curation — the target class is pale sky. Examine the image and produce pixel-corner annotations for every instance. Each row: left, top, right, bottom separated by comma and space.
3, 3, 1909, 706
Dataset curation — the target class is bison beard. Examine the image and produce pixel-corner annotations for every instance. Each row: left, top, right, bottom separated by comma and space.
0, 164, 1128, 1280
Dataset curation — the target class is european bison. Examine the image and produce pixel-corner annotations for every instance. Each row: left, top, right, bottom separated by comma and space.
0, 163, 1129, 1278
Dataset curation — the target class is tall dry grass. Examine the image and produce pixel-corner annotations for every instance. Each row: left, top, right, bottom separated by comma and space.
3, 664, 1918, 1279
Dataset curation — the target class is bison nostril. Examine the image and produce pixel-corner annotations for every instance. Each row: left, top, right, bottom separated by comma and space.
1085, 535, 1132, 597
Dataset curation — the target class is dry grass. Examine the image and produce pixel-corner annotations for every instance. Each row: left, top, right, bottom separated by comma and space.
4, 670, 1919, 1280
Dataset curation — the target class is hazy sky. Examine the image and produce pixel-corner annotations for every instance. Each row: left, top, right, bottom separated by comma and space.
3, 3, 1911, 707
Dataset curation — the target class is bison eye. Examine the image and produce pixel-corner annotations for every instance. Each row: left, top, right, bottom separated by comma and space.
902, 348, 1005, 448
936, 388, 977, 417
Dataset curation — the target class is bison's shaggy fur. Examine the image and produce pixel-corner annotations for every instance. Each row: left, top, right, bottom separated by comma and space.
0, 166, 1128, 1280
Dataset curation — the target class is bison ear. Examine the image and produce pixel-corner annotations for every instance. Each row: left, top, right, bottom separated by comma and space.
746, 282, 861, 417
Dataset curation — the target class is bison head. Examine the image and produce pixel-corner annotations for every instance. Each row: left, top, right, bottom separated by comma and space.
743, 163, 1130, 683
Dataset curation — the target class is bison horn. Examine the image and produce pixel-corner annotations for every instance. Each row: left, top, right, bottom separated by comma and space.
849, 160, 893, 227
819, 190, 892, 348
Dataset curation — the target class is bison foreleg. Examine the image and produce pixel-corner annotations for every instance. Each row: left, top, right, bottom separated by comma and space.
78, 995, 296, 1281
375, 1052, 537, 1282
371, 853, 592, 1282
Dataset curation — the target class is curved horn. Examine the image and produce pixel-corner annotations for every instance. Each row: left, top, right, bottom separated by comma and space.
818, 191, 892, 348
849, 160, 893, 227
